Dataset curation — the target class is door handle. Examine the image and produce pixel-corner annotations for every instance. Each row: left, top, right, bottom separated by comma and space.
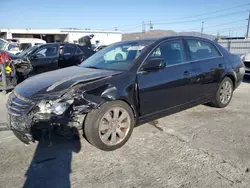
183, 71, 191, 76
218, 64, 223, 68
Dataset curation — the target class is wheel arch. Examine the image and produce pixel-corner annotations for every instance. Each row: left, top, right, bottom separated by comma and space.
222, 72, 236, 90
226, 74, 236, 89
117, 99, 137, 118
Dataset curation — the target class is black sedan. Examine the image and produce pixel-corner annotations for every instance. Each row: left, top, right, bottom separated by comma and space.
11, 43, 94, 81
7, 36, 245, 151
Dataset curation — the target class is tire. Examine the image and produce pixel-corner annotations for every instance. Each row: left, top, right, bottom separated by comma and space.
84, 101, 135, 151
211, 77, 234, 108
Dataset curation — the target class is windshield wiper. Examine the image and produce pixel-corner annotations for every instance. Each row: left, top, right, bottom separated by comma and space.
85, 66, 99, 69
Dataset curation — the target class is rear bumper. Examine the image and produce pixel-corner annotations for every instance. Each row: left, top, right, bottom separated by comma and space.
244, 61, 250, 75
244, 68, 250, 76
233, 66, 245, 89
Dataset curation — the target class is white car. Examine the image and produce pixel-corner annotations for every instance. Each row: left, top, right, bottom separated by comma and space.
241, 53, 250, 76
0, 38, 46, 54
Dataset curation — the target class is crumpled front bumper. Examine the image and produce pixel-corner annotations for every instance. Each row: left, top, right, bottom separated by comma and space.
7, 111, 35, 144
7, 91, 36, 144
8, 114, 34, 144
7, 91, 87, 144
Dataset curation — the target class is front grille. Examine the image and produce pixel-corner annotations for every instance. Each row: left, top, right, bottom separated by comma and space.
7, 91, 35, 117
244, 62, 250, 69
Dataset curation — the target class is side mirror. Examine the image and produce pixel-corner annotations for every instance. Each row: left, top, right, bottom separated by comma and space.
141, 58, 166, 72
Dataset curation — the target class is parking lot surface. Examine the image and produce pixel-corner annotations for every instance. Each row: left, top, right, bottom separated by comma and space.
0, 81, 250, 188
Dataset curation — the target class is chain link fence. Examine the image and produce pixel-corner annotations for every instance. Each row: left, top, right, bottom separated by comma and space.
217, 39, 250, 55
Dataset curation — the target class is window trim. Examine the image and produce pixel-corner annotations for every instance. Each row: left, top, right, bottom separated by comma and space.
184, 38, 223, 63
138, 38, 188, 72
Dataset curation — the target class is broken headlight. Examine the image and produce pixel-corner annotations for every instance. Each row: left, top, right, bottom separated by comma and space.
37, 100, 73, 115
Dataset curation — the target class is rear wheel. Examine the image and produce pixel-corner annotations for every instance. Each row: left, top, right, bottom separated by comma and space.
84, 101, 135, 151
211, 77, 233, 108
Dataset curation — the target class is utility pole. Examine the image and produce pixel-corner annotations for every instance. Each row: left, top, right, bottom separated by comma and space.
246, 11, 250, 39
149, 21, 153, 31
142, 21, 145, 34
201, 22, 204, 37
217, 32, 220, 40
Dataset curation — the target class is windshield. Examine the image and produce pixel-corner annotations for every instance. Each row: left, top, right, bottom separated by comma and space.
80, 41, 150, 71
0, 39, 7, 50
17, 45, 39, 57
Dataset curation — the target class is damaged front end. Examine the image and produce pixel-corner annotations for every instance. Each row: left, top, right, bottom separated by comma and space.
7, 86, 104, 144
13, 57, 33, 81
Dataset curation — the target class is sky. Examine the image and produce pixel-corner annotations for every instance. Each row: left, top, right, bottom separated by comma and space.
1, 0, 249, 36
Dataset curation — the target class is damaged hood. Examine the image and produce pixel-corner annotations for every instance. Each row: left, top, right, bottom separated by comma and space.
14, 66, 122, 99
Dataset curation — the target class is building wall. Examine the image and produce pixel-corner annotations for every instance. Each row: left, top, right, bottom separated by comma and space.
67, 32, 122, 45
0, 29, 122, 45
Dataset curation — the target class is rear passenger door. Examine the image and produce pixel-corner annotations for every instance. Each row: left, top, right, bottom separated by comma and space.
184, 39, 224, 98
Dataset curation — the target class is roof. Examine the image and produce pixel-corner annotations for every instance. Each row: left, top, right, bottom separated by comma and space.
122, 36, 213, 43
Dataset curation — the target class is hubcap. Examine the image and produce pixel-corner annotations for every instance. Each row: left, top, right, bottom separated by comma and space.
99, 107, 131, 146
220, 81, 232, 104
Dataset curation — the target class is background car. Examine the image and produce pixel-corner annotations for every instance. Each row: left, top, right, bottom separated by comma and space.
241, 53, 250, 76
26, 43, 92, 71
4, 43, 94, 83
0, 38, 46, 55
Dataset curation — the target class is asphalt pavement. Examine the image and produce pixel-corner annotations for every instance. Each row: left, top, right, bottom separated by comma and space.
0, 80, 250, 188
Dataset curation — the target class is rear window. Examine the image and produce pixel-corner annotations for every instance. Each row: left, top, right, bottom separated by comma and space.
186, 40, 221, 61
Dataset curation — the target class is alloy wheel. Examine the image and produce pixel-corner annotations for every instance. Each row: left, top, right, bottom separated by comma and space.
99, 107, 131, 146
220, 80, 232, 104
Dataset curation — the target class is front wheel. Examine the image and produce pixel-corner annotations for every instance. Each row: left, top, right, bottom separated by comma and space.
84, 101, 135, 151
211, 77, 234, 108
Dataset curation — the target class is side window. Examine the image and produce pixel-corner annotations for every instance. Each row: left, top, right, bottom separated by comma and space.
186, 40, 221, 61
64, 45, 77, 55
149, 40, 185, 66
36, 46, 58, 57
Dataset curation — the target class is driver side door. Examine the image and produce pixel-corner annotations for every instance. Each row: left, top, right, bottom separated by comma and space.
137, 39, 199, 116
30, 45, 59, 74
